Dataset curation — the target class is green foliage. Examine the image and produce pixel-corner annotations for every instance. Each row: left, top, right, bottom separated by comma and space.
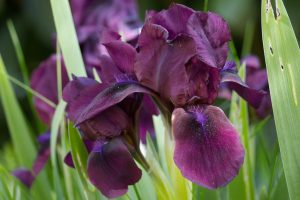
49, 0, 86, 78
262, 0, 300, 199
0, 57, 36, 168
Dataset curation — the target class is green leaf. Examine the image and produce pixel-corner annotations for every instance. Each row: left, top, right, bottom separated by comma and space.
49, 0, 86, 78
68, 121, 97, 199
261, 0, 300, 199
0, 56, 36, 167
50, 99, 67, 199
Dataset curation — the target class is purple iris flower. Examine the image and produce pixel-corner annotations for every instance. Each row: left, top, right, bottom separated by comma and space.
30, 55, 69, 126
70, 0, 141, 41
13, 132, 51, 187
62, 76, 156, 198
134, 4, 265, 189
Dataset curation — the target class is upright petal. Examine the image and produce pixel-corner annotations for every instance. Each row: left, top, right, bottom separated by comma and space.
87, 138, 142, 198
146, 3, 194, 40
172, 105, 244, 189
187, 12, 231, 68
135, 23, 198, 106
103, 41, 137, 74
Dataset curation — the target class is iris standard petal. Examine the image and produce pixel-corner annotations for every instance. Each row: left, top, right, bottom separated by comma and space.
172, 105, 244, 189
146, 3, 194, 40
187, 12, 231, 68
103, 41, 136, 74
135, 23, 197, 106
87, 138, 142, 198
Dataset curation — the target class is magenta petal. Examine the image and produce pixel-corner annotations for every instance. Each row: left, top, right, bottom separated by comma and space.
146, 3, 194, 40
103, 41, 136, 74
135, 23, 197, 106
64, 139, 95, 168
87, 138, 142, 198
187, 12, 231, 68
221, 70, 266, 108
12, 168, 35, 188
30, 55, 69, 125
172, 105, 244, 189
64, 152, 75, 168
63, 77, 108, 121
97, 55, 122, 83
75, 81, 155, 125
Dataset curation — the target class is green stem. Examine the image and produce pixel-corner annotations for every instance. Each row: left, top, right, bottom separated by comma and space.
203, 0, 209, 12
133, 184, 142, 200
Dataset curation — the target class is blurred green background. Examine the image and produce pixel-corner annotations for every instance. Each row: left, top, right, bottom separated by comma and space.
0, 0, 299, 146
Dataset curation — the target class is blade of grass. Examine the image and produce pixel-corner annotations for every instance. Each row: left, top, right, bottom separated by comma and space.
6, 20, 29, 86
0, 56, 36, 167
228, 64, 255, 200
49, 0, 86, 78
261, 0, 300, 199
50, 100, 66, 200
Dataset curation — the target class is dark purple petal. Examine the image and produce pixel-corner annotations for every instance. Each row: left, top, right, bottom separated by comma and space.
221, 70, 266, 108
103, 41, 136, 74
187, 12, 231, 68
63, 77, 107, 122
33, 132, 51, 176
64, 152, 75, 168
185, 57, 220, 105
87, 138, 142, 198
146, 3, 194, 40
71, 0, 141, 41
79, 106, 130, 140
135, 23, 198, 106
32, 146, 50, 176
30, 55, 69, 125
37, 132, 51, 146
255, 93, 272, 118
172, 105, 244, 189
12, 168, 35, 188
139, 105, 156, 143
146, 4, 230, 69
64, 139, 95, 168
242, 56, 268, 91
75, 81, 155, 125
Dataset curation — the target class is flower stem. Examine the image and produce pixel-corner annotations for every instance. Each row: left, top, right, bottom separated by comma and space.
133, 184, 142, 200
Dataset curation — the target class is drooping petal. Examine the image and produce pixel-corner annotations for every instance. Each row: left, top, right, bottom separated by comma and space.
87, 138, 142, 198
30, 55, 69, 125
221, 70, 266, 108
75, 81, 155, 125
32, 132, 51, 175
135, 23, 198, 106
242, 56, 268, 91
12, 168, 35, 188
172, 105, 244, 189
63, 77, 107, 121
